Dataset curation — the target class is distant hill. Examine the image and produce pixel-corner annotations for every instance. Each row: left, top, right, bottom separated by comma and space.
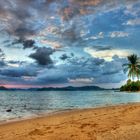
0, 85, 106, 91
35, 86, 105, 91
0, 86, 8, 90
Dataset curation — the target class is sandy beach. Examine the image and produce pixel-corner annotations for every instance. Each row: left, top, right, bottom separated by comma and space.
0, 103, 140, 140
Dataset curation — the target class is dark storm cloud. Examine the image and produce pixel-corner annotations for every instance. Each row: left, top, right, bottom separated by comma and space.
61, 26, 81, 42
0, 61, 5, 67
102, 71, 121, 75
34, 55, 126, 86
60, 54, 70, 61
0, 48, 5, 59
29, 47, 55, 66
93, 46, 112, 51
68, 56, 105, 67
91, 58, 105, 65
0, 1, 32, 38
11, 38, 36, 49
61, 55, 127, 84
7, 60, 26, 65
0, 54, 127, 87
101, 56, 127, 76
0, 63, 43, 86
0, 0, 51, 41
0, 48, 6, 66
33, 56, 104, 85
59, 5, 80, 21
0, 66, 37, 78
37, 72, 68, 85
60, 53, 74, 61
23, 39, 36, 49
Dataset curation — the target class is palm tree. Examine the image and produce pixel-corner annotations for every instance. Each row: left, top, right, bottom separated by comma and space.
123, 54, 140, 80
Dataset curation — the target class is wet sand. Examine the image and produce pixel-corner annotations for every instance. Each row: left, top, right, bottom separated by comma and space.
0, 103, 140, 140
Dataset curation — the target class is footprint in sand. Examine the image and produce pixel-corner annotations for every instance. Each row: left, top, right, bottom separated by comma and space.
55, 126, 60, 129
45, 126, 51, 130
71, 134, 78, 137
47, 130, 54, 133
70, 134, 74, 137
28, 129, 44, 136
90, 123, 98, 127
80, 123, 90, 129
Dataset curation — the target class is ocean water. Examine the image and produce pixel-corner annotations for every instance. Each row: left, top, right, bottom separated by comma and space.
0, 90, 140, 122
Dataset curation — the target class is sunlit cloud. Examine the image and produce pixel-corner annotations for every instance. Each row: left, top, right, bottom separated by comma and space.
109, 31, 129, 38
68, 78, 94, 84
84, 47, 131, 61
125, 18, 140, 25
84, 32, 104, 40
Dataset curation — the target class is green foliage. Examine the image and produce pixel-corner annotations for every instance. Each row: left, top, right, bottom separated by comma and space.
127, 79, 131, 85
121, 54, 140, 91
120, 80, 140, 92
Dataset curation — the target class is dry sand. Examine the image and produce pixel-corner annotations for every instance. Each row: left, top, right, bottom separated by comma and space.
0, 103, 140, 140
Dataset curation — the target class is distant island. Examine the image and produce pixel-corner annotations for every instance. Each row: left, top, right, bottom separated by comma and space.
35, 86, 105, 91
0, 86, 9, 90
0, 85, 107, 91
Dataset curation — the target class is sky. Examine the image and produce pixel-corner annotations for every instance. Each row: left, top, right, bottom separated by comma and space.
0, 0, 140, 89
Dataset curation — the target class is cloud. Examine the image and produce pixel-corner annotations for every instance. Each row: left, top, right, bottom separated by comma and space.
68, 77, 94, 84
0, 53, 127, 88
0, 60, 5, 67
23, 39, 36, 49
61, 26, 81, 42
91, 46, 112, 51
60, 6, 80, 21
124, 2, 140, 16
102, 57, 126, 75
0, 0, 54, 41
84, 32, 104, 40
0, 48, 6, 66
34, 55, 126, 87
60, 54, 70, 61
29, 47, 55, 66
125, 18, 140, 25
0, 65, 38, 78
84, 47, 131, 61
0, 0, 137, 37
69, 0, 139, 18
39, 40, 63, 49
110, 31, 129, 38
0, 0, 138, 50
7, 60, 26, 67
0, 48, 5, 59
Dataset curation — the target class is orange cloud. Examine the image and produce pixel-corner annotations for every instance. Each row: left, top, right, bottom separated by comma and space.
70, 0, 101, 6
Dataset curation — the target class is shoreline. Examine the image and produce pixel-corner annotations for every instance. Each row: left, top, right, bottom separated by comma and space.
0, 102, 136, 126
0, 108, 76, 126
0, 103, 140, 139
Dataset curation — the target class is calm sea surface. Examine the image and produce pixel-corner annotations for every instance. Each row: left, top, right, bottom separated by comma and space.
0, 90, 140, 122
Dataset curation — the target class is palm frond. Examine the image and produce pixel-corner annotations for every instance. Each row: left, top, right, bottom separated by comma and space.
123, 54, 140, 80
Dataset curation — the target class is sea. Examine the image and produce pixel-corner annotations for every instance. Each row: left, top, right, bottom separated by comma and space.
0, 90, 140, 123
